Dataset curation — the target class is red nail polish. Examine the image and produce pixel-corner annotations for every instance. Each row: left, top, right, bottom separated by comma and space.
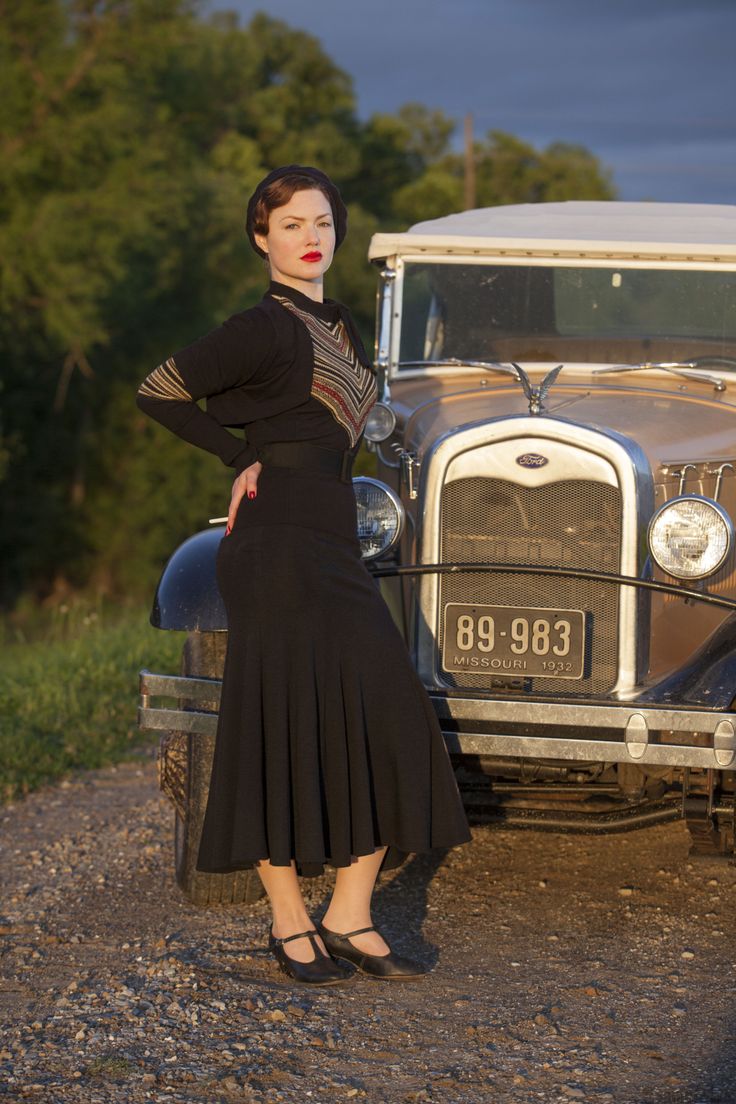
248, 491, 256, 500
225, 524, 231, 536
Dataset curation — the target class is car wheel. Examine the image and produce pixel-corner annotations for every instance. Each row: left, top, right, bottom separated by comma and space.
683, 769, 735, 860
174, 630, 264, 906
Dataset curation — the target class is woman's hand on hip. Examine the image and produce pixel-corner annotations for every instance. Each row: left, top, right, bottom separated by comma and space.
226, 461, 262, 533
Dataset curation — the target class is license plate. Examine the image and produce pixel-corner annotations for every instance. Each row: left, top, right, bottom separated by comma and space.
442, 603, 586, 679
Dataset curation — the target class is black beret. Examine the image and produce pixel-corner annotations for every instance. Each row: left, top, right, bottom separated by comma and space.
246, 165, 348, 258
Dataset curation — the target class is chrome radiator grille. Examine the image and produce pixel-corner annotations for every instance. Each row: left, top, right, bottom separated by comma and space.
439, 477, 622, 696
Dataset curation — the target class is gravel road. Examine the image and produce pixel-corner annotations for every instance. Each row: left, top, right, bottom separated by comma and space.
1, 755, 735, 1104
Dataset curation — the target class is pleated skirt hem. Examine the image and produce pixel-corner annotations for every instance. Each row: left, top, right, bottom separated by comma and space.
197, 831, 472, 878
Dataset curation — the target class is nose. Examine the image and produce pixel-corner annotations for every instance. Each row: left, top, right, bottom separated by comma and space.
306, 223, 320, 245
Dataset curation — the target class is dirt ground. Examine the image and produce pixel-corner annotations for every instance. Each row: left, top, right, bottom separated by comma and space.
1, 754, 734, 1104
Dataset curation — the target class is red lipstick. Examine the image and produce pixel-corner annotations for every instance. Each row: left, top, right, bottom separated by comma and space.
301, 251, 322, 262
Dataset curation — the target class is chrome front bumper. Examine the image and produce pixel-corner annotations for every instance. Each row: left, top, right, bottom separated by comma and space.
140, 669, 735, 772
433, 694, 736, 770
139, 670, 221, 736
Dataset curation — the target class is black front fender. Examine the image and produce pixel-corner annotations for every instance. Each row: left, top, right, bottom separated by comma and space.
151, 527, 227, 631
637, 612, 736, 710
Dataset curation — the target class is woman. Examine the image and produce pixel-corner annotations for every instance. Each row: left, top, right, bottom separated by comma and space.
137, 165, 471, 986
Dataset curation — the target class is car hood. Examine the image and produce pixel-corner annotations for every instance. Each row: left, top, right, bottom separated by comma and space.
396, 374, 736, 473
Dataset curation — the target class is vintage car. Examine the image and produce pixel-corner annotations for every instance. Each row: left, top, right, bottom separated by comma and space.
140, 200, 736, 905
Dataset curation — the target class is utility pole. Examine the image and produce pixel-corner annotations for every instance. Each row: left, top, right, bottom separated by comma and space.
464, 113, 476, 210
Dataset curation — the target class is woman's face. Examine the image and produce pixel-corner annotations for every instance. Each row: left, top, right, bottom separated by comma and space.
255, 188, 336, 289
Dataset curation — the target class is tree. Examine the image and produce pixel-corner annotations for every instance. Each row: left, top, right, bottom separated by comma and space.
348, 103, 456, 223
0, 3, 617, 610
475, 131, 615, 207
0, 2, 370, 605
391, 129, 614, 226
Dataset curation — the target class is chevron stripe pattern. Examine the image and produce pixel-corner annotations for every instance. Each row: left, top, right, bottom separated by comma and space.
274, 296, 377, 445
138, 357, 192, 401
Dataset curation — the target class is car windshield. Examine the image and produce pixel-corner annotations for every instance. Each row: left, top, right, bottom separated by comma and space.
398, 261, 736, 368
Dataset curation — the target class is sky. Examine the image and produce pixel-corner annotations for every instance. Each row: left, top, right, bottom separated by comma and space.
206, 0, 736, 205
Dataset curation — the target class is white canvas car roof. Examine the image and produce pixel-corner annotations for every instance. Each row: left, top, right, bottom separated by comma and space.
367, 201, 736, 263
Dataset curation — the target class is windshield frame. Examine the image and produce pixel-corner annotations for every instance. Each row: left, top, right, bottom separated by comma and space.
386, 254, 736, 380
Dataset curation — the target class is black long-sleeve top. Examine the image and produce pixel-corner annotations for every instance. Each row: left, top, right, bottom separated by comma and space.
136, 281, 376, 473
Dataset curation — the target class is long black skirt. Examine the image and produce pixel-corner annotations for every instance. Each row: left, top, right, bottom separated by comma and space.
195, 465, 471, 877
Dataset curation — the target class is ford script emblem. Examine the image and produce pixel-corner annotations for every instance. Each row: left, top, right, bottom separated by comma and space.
516, 453, 549, 469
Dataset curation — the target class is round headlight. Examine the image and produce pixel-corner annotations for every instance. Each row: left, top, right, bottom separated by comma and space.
648, 495, 733, 579
363, 402, 396, 443
352, 477, 404, 560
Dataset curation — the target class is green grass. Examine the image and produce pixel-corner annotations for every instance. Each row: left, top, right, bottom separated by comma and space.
86, 1055, 136, 1081
0, 606, 184, 803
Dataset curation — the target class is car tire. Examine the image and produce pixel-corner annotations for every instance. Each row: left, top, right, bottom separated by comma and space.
174, 630, 264, 907
683, 769, 735, 860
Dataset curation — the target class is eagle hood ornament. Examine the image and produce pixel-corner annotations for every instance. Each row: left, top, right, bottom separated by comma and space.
512, 363, 563, 415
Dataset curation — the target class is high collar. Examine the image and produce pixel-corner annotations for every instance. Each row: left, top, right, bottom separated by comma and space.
266, 280, 341, 324
265, 279, 374, 372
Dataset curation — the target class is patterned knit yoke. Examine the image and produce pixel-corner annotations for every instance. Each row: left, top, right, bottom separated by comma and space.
273, 295, 377, 447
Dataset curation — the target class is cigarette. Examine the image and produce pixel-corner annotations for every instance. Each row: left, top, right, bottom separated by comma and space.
208, 517, 228, 524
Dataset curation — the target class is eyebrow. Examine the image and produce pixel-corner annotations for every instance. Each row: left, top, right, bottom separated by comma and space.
278, 212, 332, 223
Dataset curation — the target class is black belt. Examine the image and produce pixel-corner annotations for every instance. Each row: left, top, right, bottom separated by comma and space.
258, 441, 354, 482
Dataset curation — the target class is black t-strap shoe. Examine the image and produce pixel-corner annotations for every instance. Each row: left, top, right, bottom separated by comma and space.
268, 927, 353, 986
317, 923, 427, 980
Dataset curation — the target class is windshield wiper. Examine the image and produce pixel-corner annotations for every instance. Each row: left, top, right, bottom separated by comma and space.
401, 357, 730, 393
398, 358, 519, 378
593, 360, 726, 391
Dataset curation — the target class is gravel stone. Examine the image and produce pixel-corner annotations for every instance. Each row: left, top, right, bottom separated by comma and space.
1, 757, 735, 1103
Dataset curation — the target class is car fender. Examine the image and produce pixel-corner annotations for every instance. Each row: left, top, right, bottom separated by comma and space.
150, 527, 227, 631
637, 611, 736, 710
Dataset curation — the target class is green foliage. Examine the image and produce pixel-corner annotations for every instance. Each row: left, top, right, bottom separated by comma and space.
348, 104, 456, 222
0, 1, 364, 604
328, 202, 380, 341
391, 129, 615, 225
393, 169, 464, 227
474, 131, 615, 207
0, 608, 183, 802
1, 2, 616, 610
